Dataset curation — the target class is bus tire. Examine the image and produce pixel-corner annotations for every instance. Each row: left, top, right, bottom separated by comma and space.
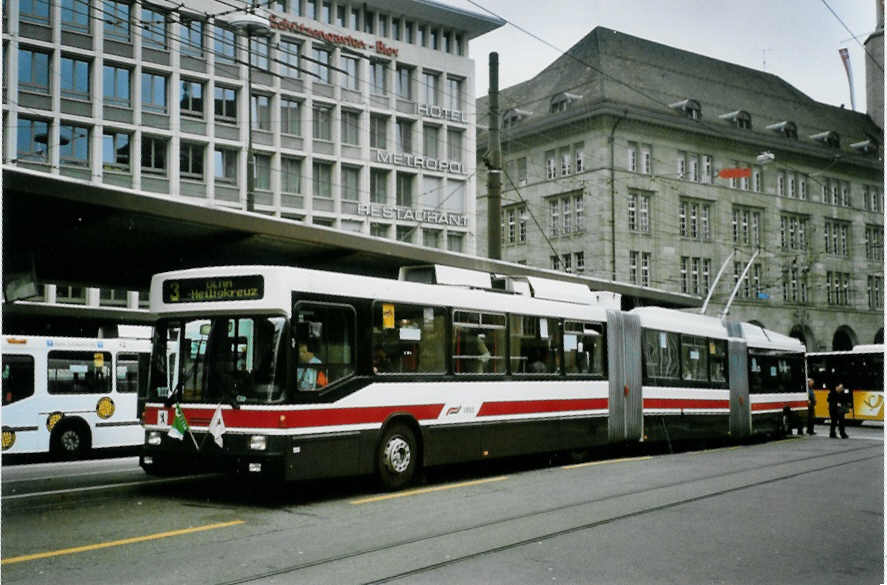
377, 423, 418, 491
51, 420, 90, 460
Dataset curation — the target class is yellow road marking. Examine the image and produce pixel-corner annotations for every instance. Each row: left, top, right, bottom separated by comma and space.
691, 445, 743, 455
561, 456, 653, 470
2, 520, 245, 565
350, 476, 509, 504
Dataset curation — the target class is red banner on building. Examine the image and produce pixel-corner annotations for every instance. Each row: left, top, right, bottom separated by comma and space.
718, 168, 752, 179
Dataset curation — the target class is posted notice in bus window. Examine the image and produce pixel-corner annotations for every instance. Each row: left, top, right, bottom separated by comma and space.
382, 304, 395, 329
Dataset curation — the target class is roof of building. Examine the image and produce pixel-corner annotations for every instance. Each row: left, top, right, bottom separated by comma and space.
478, 27, 882, 154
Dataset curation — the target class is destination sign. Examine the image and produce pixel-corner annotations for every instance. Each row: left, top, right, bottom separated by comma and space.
162, 275, 264, 303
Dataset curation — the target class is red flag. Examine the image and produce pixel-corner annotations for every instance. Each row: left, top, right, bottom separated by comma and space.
718, 168, 752, 179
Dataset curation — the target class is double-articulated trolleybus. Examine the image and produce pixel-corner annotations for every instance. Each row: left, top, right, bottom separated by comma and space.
2, 335, 152, 459
807, 344, 884, 423
140, 265, 807, 488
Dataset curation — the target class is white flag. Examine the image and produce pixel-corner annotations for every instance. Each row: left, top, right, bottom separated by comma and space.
208, 405, 226, 448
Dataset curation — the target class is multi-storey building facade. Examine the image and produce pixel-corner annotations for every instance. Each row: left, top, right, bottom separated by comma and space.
3, 0, 503, 271
477, 27, 884, 351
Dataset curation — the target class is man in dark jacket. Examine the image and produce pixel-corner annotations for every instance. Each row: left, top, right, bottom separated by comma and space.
828, 383, 850, 439
806, 378, 817, 435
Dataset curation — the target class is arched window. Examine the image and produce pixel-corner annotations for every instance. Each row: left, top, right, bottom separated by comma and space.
719, 110, 751, 129
766, 121, 798, 140
810, 130, 840, 148
669, 98, 701, 120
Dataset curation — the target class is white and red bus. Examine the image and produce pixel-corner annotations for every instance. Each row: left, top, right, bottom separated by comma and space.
139, 265, 807, 488
2, 334, 152, 459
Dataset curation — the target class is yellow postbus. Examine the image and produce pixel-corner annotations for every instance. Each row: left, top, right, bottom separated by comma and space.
807, 344, 884, 424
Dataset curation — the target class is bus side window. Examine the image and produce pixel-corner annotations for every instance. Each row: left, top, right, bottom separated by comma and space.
2, 354, 35, 404
293, 303, 356, 390
47, 351, 112, 394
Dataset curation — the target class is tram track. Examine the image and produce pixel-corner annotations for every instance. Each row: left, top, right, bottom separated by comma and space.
212, 443, 883, 585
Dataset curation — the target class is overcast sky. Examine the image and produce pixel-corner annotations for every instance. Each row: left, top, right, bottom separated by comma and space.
448, 0, 879, 114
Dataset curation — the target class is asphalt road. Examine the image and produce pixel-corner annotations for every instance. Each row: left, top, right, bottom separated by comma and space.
1, 423, 883, 585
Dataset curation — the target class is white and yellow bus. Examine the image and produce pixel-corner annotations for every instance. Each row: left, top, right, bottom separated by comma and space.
2, 335, 152, 459
807, 345, 884, 423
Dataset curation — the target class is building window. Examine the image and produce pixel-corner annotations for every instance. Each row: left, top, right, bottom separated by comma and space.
370, 114, 387, 149
312, 104, 333, 141
422, 71, 439, 106
396, 119, 412, 153
312, 48, 331, 83
57, 124, 88, 167
447, 233, 464, 253
370, 168, 388, 204
214, 148, 237, 183
62, 0, 90, 31
865, 225, 884, 263
281, 157, 301, 194
550, 255, 560, 271
254, 153, 271, 190
214, 86, 237, 121
824, 220, 849, 256
102, 130, 130, 170
142, 136, 167, 174
340, 55, 358, 89
867, 275, 883, 309
251, 94, 271, 130
545, 150, 557, 179
341, 110, 360, 146
280, 98, 300, 135
396, 226, 413, 243
864, 185, 884, 213
629, 251, 651, 287
313, 161, 332, 198
396, 66, 412, 100
341, 166, 359, 201
679, 199, 712, 241
446, 77, 462, 111
396, 172, 414, 207
628, 190, 651, 233
214, 25, 236, 64
180, 79, 204, 117
732, 206, 762, 247
574, 143, 585, 173
826, 271, 851, 306
179, 142, 204, 179
280, 40, 301, 78
18, 48, 51, 94
103, 65, 130, 107
822, 178, 850, 207
559, 147, 571, 176
423, 125, 439, 158
627, 142, 638, 172
103, 0, 131, 41
778, 214, 808, 251
548, 194, 583, 237
141, 72, 167, 114
782, 265, 808, 305
516, 157, 528, 185
681, 256, 711, 295
181, 16, 204, 57
370, 61, 387, 95
250, 37, 269, 70
423, 229, 440, 249
370, 223, 390, 238
142, 5, 167, 49
447, 129, 462, 163
17, 118, 50, 162
60, 56, 90, 100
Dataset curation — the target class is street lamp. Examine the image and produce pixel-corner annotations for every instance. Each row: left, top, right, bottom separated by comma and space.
231, 11, 271, 212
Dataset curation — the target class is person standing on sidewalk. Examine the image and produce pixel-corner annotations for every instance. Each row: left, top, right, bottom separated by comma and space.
828, 383, 850, 439
806, 378, 817, 435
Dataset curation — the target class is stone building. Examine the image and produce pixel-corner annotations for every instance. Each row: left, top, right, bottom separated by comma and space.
477, 26, 884, 351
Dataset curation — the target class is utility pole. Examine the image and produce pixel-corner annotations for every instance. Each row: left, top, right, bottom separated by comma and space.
486, 52, 502, 260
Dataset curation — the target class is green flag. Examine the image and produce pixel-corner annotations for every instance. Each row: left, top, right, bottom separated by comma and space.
168, 403, 189, 440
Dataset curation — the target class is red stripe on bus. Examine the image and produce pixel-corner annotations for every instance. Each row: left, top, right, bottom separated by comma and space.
643, 398, 729, 410
148, 404, 445, 428
751, 400, 808, 411
477, 398, 608, 417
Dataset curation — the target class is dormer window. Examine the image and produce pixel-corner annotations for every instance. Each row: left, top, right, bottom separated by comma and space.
550, 92, 582, 113
502, 108, 531, 128
850, 138, 879, 155
670, 98, 701, 120
719, 110, 752, 129
810, 130, 840, 148
766, 121, 798, 140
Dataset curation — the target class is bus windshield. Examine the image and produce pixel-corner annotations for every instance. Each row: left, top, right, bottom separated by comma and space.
150, 316, 287, 405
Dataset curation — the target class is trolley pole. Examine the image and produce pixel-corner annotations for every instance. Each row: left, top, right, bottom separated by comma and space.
486, 52, 502, 260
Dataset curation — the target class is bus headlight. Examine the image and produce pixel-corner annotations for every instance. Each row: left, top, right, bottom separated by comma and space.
147, 431, 162, 446
249, 435, 267, 451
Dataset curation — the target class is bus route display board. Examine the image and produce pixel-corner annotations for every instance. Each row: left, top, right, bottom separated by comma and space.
162, 276, 264, 303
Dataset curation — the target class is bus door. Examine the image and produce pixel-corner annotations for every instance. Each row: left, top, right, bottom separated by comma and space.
2, 351, 39, 453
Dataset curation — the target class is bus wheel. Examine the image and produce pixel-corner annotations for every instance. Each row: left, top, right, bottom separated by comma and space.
52, 422, 90, 460
377, 423, 418, 490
